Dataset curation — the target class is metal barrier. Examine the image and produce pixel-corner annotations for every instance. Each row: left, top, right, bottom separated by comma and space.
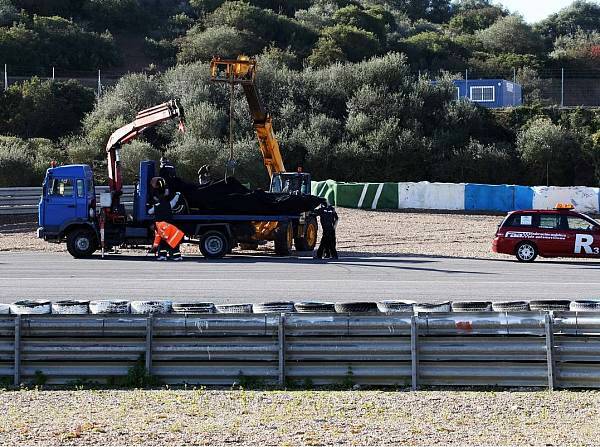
0, 186, 135, 216
2, 312, 600, 388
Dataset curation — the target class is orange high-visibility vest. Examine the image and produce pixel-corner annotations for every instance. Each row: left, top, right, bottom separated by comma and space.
153, 221, 184, 249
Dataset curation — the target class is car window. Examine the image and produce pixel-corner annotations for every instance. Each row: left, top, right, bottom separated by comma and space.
539, 214, 560, 229
567, 216, 594, 231
50, 178, 73, 197
76, 179, 85, 198
505, 214, 533, 227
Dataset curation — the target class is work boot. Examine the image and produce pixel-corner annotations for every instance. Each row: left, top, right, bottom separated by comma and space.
171, 256, 184, 262
157, 255, 168, 261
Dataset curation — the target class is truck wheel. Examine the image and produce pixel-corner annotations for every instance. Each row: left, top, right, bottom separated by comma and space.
66, 228, 98, 258
200, 231, 229, 259
274, 222, 293, 256
294, 216, 318, 251
515, 241, 537, 262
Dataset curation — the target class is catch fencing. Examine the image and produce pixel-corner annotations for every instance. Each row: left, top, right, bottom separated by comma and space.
3, 312, 600, 389
312, 181, 600, 214
0, 186, 135, 216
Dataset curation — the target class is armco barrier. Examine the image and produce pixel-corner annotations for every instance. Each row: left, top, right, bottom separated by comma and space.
313, 180, 600, 213
0, 185, 135, 216
4, 312, 600, 389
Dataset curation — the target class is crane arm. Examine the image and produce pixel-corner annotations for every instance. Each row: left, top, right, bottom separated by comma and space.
106, 100, 184, 193
210, 57, 285, 178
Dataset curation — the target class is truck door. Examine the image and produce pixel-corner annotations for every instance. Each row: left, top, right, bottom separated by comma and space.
44, 177, 77, 231
564, 215, 600, 258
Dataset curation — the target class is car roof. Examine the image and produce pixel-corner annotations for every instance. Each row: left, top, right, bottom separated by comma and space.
508, 209, 581, 215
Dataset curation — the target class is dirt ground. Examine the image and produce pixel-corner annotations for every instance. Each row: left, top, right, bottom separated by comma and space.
0, 208, 504, 259
1, 388, 598, 446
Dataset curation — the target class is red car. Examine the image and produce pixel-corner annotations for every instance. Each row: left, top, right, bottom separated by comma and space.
493, 204, 600, 262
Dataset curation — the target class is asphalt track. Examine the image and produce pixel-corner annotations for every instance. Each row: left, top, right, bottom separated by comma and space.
0, 252, 599, 303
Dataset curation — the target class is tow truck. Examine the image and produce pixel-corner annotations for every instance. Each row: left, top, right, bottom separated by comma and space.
38, 94, 322, 258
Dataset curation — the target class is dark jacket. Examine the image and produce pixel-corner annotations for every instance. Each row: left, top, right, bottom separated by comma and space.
317, 206, 338, 232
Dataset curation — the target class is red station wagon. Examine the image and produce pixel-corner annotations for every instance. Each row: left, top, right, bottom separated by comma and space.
493, 204, 600, 262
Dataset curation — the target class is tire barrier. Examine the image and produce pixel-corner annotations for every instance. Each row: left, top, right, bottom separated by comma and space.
1, 299, 598, 314
376, 300, 415, 313
312, 180, 600, 213
130, 301, 173, 314
294, 302, 336, 313
414, 301, 452, 313
10, 300, 51, 314
5, 312, 600, 388
253, 302, 296, 313
570, 300, 600, 312
492, 301, 530, 312
51, 300, 90, 314
451, 301, 493, 312
172, 302, 216, 314
89, 300, 129, 314
334, 302, 379, 313
215, 303, 254, 313
529, 300, 572, 311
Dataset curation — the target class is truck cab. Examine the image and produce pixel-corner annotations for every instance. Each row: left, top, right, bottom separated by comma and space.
38, 164, 99, 257
270, 172, 312, 195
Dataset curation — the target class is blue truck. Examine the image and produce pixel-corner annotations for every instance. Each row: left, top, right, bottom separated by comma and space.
37, 99, 321, 259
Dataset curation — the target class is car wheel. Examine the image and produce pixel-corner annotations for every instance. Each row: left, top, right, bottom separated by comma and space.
66, 228, 98, 258
515, 241, 537, 262
200, 230, 229, 259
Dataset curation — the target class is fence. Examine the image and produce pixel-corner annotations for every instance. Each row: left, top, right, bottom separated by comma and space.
312, 181, 600, 214
2, 312, 600, 389
0, 186, 135, 216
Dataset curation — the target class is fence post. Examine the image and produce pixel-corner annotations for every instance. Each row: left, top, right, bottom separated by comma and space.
410, 315, 419, 391
3, 64, 7, 92
145, 315, 153, 374
545, 313, 556, 390
13, 315, 21, 387
560, 68, 564, 108
278, 313, 286, 387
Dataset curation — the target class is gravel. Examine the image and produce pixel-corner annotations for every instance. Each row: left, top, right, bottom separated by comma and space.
0, 209, 506, 259
0, 389, 598, 446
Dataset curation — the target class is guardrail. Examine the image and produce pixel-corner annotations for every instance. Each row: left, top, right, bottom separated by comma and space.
0, 186, 135, 216
3, 312, 600, 389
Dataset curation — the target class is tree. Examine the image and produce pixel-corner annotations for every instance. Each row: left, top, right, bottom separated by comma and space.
332, 5, 388, 41
11, 0, 85, 16
448, 1, 506, 34
177, 25, 262, 63
476, 15, 544, 55
389, 0, 451, 23
317, 25, 380, 63
517, 117, 586, 186
550, 29, 600, 69
0, 0, 19, 26
536, 0, 600, 42
307, 37, 346, 67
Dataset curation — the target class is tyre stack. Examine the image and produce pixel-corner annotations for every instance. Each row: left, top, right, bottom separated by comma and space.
451, 301, 493, 312
252, 301, 296, 313
529, 300, 571, 311
492, 301, 530, 311
89, 300, 130, 314
377, 301, 414, 313
570, 300, 600, 312
413, 301, 452, 313
51, 300, 89, 314
10, 300, 51, 314
334, 302, 378, 313
172, 302, 216, 314
294, 301, 335, 313
130, 300, 173, 314
215, 303, 254, 314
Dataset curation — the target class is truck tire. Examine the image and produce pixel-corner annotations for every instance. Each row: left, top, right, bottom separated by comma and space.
274, 222, 293, 256
294, 216, 318, 252
200, 230, 229, 259
66, 228, 98, 258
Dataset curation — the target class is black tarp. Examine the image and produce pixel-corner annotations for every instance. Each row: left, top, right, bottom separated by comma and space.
165, 176, 325, 215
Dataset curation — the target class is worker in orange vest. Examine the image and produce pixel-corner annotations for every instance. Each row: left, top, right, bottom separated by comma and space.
148, 177, 184, 261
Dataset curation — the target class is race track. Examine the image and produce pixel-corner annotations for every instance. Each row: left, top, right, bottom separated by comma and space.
1, 252, 599, 303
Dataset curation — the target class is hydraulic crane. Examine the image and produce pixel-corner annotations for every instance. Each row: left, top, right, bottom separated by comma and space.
209, 56, 318, 250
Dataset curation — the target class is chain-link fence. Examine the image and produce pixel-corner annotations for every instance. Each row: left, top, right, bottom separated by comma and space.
1, 64, 599, 107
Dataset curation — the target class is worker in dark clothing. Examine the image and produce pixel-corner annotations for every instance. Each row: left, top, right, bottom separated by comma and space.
148, 178, 184, 261
198, 164, 211, 185
314, 204, 339, 260
159, 157, 177, 180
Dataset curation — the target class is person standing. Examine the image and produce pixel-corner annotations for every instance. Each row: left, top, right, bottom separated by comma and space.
314, 204, 339, 260
148, 179, 184, 261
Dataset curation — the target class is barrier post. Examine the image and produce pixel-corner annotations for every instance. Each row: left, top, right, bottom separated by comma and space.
145, 315, 153, 374
411, 315, 419, 390
278, 313, 286, 387
13, 315, 21, 387
545, 313, 556, 390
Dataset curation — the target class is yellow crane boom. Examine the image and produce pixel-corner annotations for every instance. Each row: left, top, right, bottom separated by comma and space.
210, 56, 285, 178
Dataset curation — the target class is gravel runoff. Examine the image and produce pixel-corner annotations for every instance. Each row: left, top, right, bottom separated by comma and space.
0, 209, 505, 259
1, 389, 599, 446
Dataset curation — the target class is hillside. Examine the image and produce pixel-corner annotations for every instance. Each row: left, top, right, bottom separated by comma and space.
0, 0, 599, 188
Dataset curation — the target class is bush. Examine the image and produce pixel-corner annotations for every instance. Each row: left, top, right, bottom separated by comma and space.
0, 78, 95, 140
317, 25, 380, 63
476, 15, 544, 55
0, 137, 36, 186
177, 25, 262, 63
